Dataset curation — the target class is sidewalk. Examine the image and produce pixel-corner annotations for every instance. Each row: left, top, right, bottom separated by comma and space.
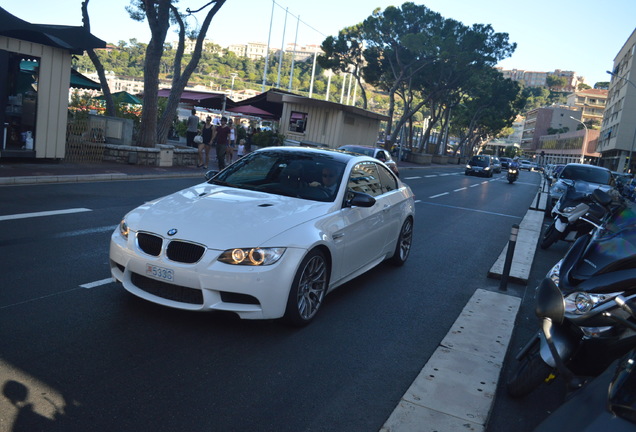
0, 156, 432, 186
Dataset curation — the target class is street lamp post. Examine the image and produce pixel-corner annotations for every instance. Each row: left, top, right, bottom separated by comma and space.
570, 116, 588, 164
607, 71, 636, 173
230, 73, 238, 100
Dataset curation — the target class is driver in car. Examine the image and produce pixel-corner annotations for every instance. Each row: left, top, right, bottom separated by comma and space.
310, 166, 339, 195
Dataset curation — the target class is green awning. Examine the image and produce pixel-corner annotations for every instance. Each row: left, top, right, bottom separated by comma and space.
94, 91, 141, 105
20, 60, 101, 90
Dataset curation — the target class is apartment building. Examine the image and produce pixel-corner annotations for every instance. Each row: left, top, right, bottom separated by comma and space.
598, 28, 636, 172
566, 88, 608, 127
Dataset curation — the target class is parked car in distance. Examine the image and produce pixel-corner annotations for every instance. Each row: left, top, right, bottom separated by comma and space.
544, 164, 566, 185
465, 155, 498, 177
500, 157, 511, 169
547, 163, 618, 215
519, 160, 533, 170
338, 144, 399, 177
109, 146, 415, 326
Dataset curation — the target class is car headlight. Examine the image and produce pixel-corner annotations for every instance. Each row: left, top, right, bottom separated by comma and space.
484, 166, 491, 170
218, 247, 286, 266
119, 219, 129, 239
564, 291, 621, 315
466, 164, 472, 169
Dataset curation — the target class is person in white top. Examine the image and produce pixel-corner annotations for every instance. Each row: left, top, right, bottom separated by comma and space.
237, 139, 246, 159
226, 119, 236, 165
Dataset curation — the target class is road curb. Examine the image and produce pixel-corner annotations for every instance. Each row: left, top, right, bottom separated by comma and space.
382, 187, 543, 432
0, 172, 202, 186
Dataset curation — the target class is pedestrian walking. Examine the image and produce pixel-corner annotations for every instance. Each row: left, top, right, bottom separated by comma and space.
215, 116, 231, 170
226, 119, 236, 165
198, 116, 215, 169
237, 138, 246, 159
186, 109, 200, 148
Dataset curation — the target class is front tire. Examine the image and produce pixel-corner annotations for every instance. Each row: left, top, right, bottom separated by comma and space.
506, 349, 554, 398
283, 249, 329, 327
540, 221, 560, 249
390, 217, 413, 266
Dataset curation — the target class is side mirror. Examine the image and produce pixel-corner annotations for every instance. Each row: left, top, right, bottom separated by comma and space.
345, 191, 376, 208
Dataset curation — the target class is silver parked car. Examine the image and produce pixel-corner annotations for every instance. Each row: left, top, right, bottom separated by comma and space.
547, 163, 617, 216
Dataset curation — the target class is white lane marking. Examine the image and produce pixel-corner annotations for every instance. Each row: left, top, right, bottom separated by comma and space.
0, 208, 92, 221
418, 201, 520, 218
425, 175, 437, 178
80, 278, 114, 289
53, 225, 117, 238
405, 176, 421, 180
454, 187, 467, 192
469, 184, 480, 188
429, 192, 449, 198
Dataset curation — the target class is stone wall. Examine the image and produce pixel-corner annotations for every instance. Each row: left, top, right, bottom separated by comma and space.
103, 144, 198, 167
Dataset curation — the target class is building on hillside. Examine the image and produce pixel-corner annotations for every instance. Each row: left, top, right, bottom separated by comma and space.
172, 38, 220, 55
244, 42, 270, 60
285, 43, 322, 62
497, 68, 586, 90
566, 88, 608, 127
598, 28, 636, 173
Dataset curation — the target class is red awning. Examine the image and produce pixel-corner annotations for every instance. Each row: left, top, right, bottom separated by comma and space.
157, 89, 235, 110
226, 104, 276, 119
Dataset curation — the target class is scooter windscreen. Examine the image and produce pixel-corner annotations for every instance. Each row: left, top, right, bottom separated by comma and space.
570, 206, 636, 280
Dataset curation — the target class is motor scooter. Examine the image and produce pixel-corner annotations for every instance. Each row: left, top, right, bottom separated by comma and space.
507, 205, 636, 398
540, 182, 617, 249
507, 167, 519, 184
531, 293, 636, 431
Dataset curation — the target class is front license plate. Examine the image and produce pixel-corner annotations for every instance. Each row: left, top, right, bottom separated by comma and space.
146, 264, 174, 282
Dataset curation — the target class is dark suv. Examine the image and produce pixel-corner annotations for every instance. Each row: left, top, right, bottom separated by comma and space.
465, 155, 497, 177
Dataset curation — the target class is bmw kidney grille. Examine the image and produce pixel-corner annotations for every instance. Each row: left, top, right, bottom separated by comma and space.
136, 232, 205, 263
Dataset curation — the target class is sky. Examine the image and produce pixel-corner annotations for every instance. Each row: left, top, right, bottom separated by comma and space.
3, 0, 636, 85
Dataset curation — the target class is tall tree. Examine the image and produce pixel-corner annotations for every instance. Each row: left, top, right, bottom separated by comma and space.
81, 0, 116, 117
359, 2, 516, 150
318, 24, 368, 109
127, 0, 226, 147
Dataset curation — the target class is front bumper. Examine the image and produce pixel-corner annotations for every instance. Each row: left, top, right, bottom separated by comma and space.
109, 230, 305, 320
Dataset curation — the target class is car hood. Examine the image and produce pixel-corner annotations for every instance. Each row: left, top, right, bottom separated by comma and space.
125, 183, 332, 248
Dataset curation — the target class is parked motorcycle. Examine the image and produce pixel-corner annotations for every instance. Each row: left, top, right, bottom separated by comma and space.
507, 167, 519, 184
540, 181, 617, 250
507, 204, 636, 398
532, 293, 636, 431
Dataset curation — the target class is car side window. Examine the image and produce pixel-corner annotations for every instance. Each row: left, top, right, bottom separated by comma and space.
347, 162, 383, 197
376, 163, 398, 193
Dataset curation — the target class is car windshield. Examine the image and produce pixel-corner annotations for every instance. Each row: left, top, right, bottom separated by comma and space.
470, 156, 489, 167
209, 150, 346, 202
560, 165, 612, 184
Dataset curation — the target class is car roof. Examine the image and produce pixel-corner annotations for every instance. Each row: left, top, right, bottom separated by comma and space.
259, 146, 361, 164
563, 163, 610, 172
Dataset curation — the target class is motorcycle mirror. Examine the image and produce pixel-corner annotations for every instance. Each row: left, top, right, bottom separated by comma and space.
535, 278, 565, 324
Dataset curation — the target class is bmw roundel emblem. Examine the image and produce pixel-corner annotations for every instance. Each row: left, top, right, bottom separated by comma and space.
167, 228, 178, 236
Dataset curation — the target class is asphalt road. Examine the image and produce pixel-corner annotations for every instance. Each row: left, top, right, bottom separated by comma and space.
0, 168, 553, 432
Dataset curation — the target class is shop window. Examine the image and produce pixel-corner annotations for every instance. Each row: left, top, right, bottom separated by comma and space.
1, 51, 39, 152
289, 111, 307, 133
